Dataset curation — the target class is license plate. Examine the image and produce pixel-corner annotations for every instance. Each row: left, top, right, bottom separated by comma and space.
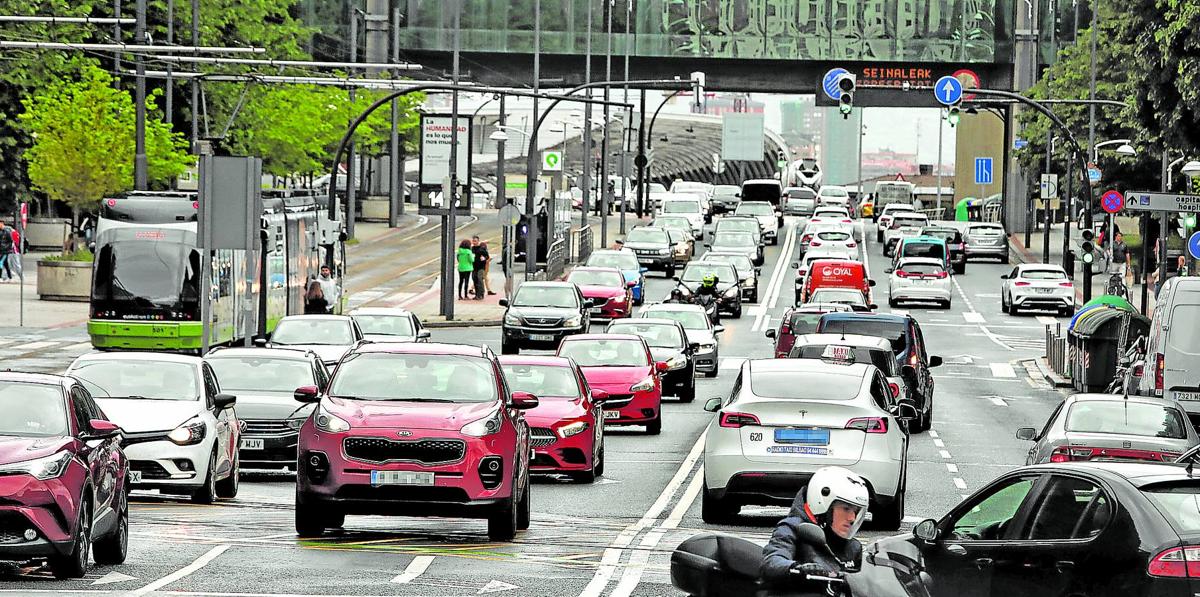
129, 471, 142, 483
590, 308, 604, 315
1035, 288, 1053, 294
774, 428, 830, 445
370, 470, 434, 486
529, 334, 555, 342
1176, 391, 1200, 401
767, 445, 829, 455
240, 438, 264, 450
603, 410, 621, 420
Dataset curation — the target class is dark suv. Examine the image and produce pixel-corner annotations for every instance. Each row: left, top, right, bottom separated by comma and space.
500, 281, 592, 354
816, 313, 942, 433
622, 226, 677, 277
921, 226, 967, 274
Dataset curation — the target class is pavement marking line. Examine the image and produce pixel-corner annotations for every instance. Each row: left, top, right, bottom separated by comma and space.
963, 312, 986, 323
390, 555, 436, 584
933, 439, 945, 448
928, 430, 939, 438
1036, 316, 1057, 325
63, 342, 95, 352
946, 463, 959, 473
990, 397, 1009, 406
752, 222, 799, 332
126, 544, 230, 597
13, 340, 56, 351
719, 357, 748, 370
989, 363, 1017, 378
953, 478, 968, 490
939, 450, 952, 459
609, 529, 667, 597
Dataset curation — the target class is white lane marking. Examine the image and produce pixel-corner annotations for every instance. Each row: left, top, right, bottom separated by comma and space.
928, 430, 939, 438
933, 439, 945, 448
989, 397, 1009, 406
963, 312, 985, 323
13, 340, 57, 351
391, 555, 436, 584
1036, 316, 1057, 325
946, 463, 959, 473
92, 572, 137, 586
939, 450, 952, 459
752, 223, 799, 332
953, 478, 968, 490
662, 469, 705, 530
974, 293, 1001, 298
480, 580, 521, 593
890, 310, 908, 317
127, 544, 230, 597
610, 529, 667, 597
977, 325, 1015, 351
989, 363, 1016, 378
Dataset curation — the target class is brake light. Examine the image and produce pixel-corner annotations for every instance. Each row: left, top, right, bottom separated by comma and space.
894, 270, 909, 278
802, 234, 813, 243
888, 382, 900, 398
719, 412, 761, 428
846, 417, 888, 433
909, 353, 919, 367
847, 242, 857, 248
810, 241, 822, 247
1149, 547, 1200, 578
1059, 282, 1073, 287
1014, 281, 1031, 286
932, 270, 948, 279
1049, 447, 1071, 463
1048, 445, 1174, 463
1155, 353, 1165, 393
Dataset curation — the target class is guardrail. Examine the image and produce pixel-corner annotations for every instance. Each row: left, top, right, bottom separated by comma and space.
570, 225, 593, 265
1045, 322, 1072, 380
545, 238, 567, 281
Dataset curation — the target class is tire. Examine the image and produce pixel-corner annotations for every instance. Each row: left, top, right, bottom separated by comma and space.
594, 443, 605, 477
50, 498, 90, 579
646, 416, 662, 435
704, 368, 718, 378
888, 297, 898, 308
92, 501, 128, 565
295, 495, 343, 536
876, 230, 883, 243
191, 451, 217, 504
872, 491, 905, 531
487, 496, 518, 541
1001, 254, 1010, 264
215, 455, 239, 499
678, 382, 696, 403
942, 300, 952, 310
516, 473, 531, 530
1001, 294, 1011, 315
500, 337, 518, 355
731, 304, 743, 319
701, 483, 739, 524
665, 266, 676, 278
771, 235, 779, 246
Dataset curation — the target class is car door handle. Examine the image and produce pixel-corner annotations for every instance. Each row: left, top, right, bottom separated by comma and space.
973, 558, 994, 570
945, 544, 967, 557
1055, 560, 1075, 573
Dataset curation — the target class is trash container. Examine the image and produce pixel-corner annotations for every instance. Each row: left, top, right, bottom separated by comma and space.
1067, 306, 1150, 392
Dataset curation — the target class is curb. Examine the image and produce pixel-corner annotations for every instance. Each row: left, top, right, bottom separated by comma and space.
425, 319, 502, 329
1029, 355, 1074, 389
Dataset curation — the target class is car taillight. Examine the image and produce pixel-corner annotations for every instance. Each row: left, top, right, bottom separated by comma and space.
1049, 446, 1071, 463
719, 412, 760, 428
847, 242, 857, 248
1059, 282, 1073, 287
802, 234, 812, 243
810, 241, 822, 247
1049, 445, 1173, 463
1155, 353, 1165, 393
888, 382, 900, 398
1014, 281, 1031, 286
895, 270, 909, 278
908, 353, 919, 367
846, 417, 888, 433
1149, 547, 1200, 578
932, 271, 948, 279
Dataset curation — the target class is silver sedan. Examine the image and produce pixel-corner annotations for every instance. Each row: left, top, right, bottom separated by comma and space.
1017, 393, 1199, 465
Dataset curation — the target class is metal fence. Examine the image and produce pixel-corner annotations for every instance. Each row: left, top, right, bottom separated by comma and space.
1045, 322, 1072, 380
570, 225, 594, 265
545, 238, 567, 281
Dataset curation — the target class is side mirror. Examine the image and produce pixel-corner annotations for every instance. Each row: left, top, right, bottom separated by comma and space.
884, 268, 894, 274
1000, 274, 1010, 280
510, 391, 540, 410
583, 299, 594, 308
704, 398, 722, 412
869, 279, 877, 287
914, 519, 939, 542
764, 329, 777, 339
417, 329, 432, 340
85, 419, 121, 439
929, 355, 943, 368
655, 361, 670, 373
499, 298, 510, 307
214, 393, 237, 409
591, 389, 610, 403
790, 262, 799, 269
294, 385, 320, 403
895, 400, 918, 422
672, 276, 681, 282
713, 325, 725, 334
627, 279, 638, 288
703, 243, 712, 248
1015, 427, 1038, 441
795, 522, 826, 546
868, 304, 879, 311
252, 337, 268, 347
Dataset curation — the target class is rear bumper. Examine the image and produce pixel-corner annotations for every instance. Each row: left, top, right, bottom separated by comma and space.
502, 325, 586, 349
704, 451, 900, 505
601, 389, 662, 426
890, 284, 952, 302
966, 244, 1007, 257
1012, 292, 1072, 308
634, 254, 674, 269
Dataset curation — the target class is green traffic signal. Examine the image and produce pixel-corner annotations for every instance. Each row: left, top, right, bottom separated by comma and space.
946, 107, 961, 127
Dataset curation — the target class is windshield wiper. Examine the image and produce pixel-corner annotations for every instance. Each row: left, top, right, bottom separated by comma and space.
115, 395, 176, 401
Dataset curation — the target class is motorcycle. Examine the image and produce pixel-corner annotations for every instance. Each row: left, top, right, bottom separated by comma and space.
693, 292, 721, 325
671, 526, 853, 597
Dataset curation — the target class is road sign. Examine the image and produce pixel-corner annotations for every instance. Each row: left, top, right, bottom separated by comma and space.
1123, 191, 1200, 212
1087, 163, 1102, 183
721, 113, 765, 161
1101, 190, 1123, 214
542, 151, 562, 172
974, 157, 993, 185
498, 203, 521, 226
822, 68, 850, 101
1014, 138, 1029, 150
934, 75, 964, 106
1040, 174, 1058, 200
1190, 232, 1200, 260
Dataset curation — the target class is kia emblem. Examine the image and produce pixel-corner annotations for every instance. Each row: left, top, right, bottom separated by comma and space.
397, 430, 413, 437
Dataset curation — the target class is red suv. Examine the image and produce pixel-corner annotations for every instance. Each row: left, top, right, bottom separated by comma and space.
0, 373, 129, 578
499, 356, 608, 483
293, 343, 536, 541
764, 303, 853, 358
557, 334, 667, 435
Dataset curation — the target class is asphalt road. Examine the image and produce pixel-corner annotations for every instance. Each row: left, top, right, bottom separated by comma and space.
0, 216, 1071, 597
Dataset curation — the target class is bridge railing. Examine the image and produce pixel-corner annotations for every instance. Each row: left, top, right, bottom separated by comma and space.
570, 225, 593, 265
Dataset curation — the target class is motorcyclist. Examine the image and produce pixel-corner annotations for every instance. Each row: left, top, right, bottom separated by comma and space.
695, 274, 720, 299
760, 466, 869, 596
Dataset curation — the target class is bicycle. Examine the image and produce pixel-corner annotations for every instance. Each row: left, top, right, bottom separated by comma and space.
1105, 272, 1129, 300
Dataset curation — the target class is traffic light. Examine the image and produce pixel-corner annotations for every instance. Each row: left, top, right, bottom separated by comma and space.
945, 102, 962, 127
1081, 228, 1095, 264
837, 74, 856, 119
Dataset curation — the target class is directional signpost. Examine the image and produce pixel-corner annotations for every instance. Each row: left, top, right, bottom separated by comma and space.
1040, 174, 1058, 200
1122, 191, 1200, 212
1101, 190, 1123, 214
974, 158, 993, 185
933, 75, 964, 106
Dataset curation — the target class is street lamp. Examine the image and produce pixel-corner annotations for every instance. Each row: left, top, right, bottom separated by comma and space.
1181, 160, 1200, 177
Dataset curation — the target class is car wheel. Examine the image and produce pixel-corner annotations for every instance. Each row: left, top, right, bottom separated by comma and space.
1001, 293, 1011, 315
215, 454, 239, 499
50, 497, 91, 579
92, 499, 128, 565
771, 236, 779, 246
646, 416, 662, 435
191, 450, 217, 504
871, 490, 904, 531
704, 368, 718, 378
731, 304, 743, 319
1001, 254, 1010, 264
888, 297, 898, 308
295, 494, 342, 536
679, 382, 696, 403
701, 482, 739, 524
487, 495, 519, 541
516, 472, 531, 529
500, 337, 518, 355
876, 230, 883, 243
594, 442, 605, 477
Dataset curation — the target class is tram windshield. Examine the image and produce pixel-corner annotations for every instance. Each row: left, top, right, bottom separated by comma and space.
91, 232, 201, 319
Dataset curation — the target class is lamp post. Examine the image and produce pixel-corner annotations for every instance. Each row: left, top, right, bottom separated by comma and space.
1090, 139, 1136, 271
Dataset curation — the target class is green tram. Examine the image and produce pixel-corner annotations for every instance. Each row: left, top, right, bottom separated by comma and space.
88, 190, 344, 351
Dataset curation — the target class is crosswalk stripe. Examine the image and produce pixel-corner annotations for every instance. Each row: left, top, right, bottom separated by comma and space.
1036, 316, 1058, 325
719, 357, 747, 370
62, 342, 94, 352
989, 363, 1016, 378
13, 341, 57, 351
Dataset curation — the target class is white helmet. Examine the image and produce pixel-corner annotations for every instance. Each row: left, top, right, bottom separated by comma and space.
805, 467, 871, 538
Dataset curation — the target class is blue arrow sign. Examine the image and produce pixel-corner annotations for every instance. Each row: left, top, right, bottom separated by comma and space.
822, 68, 850, 101
1189, 231, 1200, 260
974, 157, 993, 185
934, 75, 964, 106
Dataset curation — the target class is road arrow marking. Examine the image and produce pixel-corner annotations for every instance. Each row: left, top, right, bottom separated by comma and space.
92, 571, 137, 585
391, 555, 435, 584
479, 579, 520, 594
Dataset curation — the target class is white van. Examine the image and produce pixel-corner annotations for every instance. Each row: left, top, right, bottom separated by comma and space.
1139, 276, 1200, 423
658, 195, 705, 240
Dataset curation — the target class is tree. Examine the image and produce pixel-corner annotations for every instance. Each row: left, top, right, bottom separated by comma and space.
18, 64, 191, 222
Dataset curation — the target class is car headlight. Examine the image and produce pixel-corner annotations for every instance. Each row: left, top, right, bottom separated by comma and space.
167, 416, 207, 446
286, 417, 306, 431
630, 376, 656, 392
557, 421, 588, 438
744, 277, 756, 288
722, 286, 740, 298
564, 315, 583, 327
314, 405, 351, 433
658, 248, 671, 255
698, 343, 716, 353
504, 313, 522, 326
461, 407, 503, 437
666, 354, 688, 370
0, 451, 73, 480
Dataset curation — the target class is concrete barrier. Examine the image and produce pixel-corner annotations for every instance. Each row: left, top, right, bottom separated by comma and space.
36, 259, 91, 301
25, 217, 71, 251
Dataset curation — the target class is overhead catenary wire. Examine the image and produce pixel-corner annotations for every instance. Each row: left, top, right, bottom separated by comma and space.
0, 40, 264, 53
152, 54, 422, 71
0, 16, 136, 24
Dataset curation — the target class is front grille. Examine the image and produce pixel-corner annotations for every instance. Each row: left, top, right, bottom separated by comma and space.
604, 393, 634, 408
529, 428, 557, 448
524, 317, 562, 327
531, 454, 559, 468
130, 460, 171, 480
343, 437, 466, 465
0, 512, 30, 544
244, 419, 295, 435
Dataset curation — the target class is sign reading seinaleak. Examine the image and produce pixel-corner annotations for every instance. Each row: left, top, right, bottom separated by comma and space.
1123, 191, 1200, 212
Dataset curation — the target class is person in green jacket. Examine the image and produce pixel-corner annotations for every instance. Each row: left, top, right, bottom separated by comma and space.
457, 239, 475, 299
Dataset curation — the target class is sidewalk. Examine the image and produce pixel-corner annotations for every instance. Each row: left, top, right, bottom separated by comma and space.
0, 251, 89, 330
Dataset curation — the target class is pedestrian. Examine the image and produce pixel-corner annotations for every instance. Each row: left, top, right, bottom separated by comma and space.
8, 225, 21, 281
481, 240, 496, 296
611, 239, 625, 251
471, 235, 488, 300
1156, 255, 1188, 296
303, 280, 328, 314
316, 264, 339, 313
456, 239, 474, 300
0, 221, 13, 282
1110, 232, 1130, 282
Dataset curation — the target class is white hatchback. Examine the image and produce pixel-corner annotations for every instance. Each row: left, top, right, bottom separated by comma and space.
805, 229, 858, 262
1001, 264, 1075, 316
883, 213, 929, 256
702, 359, 914, 529
875, 204, 917, 242
887, 257, 952, 309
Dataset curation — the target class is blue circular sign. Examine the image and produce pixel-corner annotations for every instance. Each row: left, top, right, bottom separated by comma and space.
1189, 231, 1200, 260
822, 68, 850, 101
934, 75, 964, 106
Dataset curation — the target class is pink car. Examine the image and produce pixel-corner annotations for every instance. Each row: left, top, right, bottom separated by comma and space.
566, 267, 633, 319
499, 356, 609, 483
293, 343, 537, 541
557, 334, 668, 435
0, 373, 129, 578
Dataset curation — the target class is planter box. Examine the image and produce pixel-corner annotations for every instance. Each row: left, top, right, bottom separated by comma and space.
359, 197, 391, 222
37, 259, 91, 302
25, 217, 71, 251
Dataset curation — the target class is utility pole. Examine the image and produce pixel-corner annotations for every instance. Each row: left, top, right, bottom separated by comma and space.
936, 116, 944, 213
525, 0, 540, 280
600, 0, 612, 248
1083, 0, 1099, 302
190, 0, 198, 150
345, 3, 359, 240
442, 1, 462, 318
134, 0, 148, 190
618, 0, 630, 234
388, 6, 402, 226
580, 0, 593, 238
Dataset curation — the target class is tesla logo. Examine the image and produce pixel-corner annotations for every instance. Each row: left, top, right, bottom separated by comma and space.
1122, 441, 1131, 448
798, 410, 807, 417
397, 430, 413, 437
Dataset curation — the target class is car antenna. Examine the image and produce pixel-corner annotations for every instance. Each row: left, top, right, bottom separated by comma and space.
840, 321, 847, 341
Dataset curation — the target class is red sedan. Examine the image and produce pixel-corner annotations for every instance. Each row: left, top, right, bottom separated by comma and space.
557, 334, 667, 435
566, 267, 633, 320
499, 356, 608, 483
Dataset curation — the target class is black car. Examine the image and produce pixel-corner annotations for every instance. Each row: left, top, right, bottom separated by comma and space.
816, 312, 941, 433
204, 347, 327, 469
622, 226, 677, 277
606, 318, 697, 402
856, 461, 1200, 597
709, 184, 741, 214
500, 281, 591, 354
921, 225, 967, 274
675, 262, 743, 319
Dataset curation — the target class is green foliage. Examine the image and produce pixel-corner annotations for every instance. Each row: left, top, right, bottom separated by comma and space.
18, 64, 191, 215
42, 247, 93, 262
1126, 0, 1200, 179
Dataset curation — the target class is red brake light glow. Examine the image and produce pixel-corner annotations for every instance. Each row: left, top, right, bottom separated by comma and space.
888, 382, 900, 398
1155, 353, 1165, 393
810, 241, 822, 247
1014, 281, 1031, 286
894, 270, 909, 278
1059, 282, 1073, 287
1149, 547, 1200, 578
846, 417, 888, 433
719, 412, 760, 429
932, 270, 948, 279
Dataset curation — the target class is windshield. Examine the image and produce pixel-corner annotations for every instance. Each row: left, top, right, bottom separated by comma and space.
792, 345, 895, 374
654, 217, 691, 230
0, 383, 68, 436
821, 188, 849, 197
644, 309, 708, 331
703, 255, 752, 277
1066, 402, 1188, 439
810, 289, 865, 304
567, 270, 624, 288
713, 232, 756, 248
512, 285, 579, 308
817, 231, 851, 242
717, 220, 758, 234
736, 203, 775, 216
663, 201, 700, 214
1022, 269, 1067, 280
71, 360, 198, 401
272, 319, 354, 345
330, 353, 497, 402
898, 263, 945, 276
1142, 482, 1200, 533
587, 251, 638, 270
559, 339, 649, 367
625, 228, 669, 244
786, 189, 817, 199
968, 225, 1004, 235
712, 185, 739, 198
878, 186, 914, 203
92, 240, 200, 313
682, 263, 736, 283
902, 243, 946, 259
819, 319, 907, 353
894, 217, 927, 227
352, 314, 415, 337
786, 313, 824, 335
501, 364, 581, 399
750, 370, 859, 400
608, 322, 684, 348
209, 357, 315, 393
